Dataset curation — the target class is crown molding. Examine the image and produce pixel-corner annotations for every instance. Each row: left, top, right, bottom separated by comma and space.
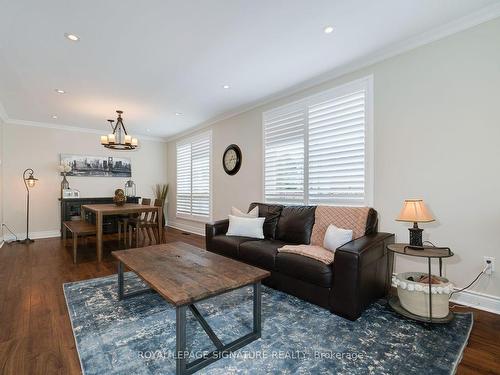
2, 5, 500, 143
166, 5, 500, 142
0, 97, 167, 142
3, 117, 167, 143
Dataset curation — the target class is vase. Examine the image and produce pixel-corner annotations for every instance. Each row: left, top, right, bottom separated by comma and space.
113, 189, 127, 206
61, 173, 70, 198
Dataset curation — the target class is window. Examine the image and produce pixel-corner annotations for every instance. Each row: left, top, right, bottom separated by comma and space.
176, 131, 212, 221
263, 77, 373, 206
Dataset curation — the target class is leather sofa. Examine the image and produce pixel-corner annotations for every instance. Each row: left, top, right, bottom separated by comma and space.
205, 203, 395, 321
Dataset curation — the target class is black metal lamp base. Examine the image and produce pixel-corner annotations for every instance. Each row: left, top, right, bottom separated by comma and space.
18, 238, 35, 244
408, 226, 423, 247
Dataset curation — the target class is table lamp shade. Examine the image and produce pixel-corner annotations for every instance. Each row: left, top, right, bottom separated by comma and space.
396, 199, 434, 223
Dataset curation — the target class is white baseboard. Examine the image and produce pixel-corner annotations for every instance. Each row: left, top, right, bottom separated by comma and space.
450, 289, 500, 315
166, 218, 205, 236
3, 230, 60, 241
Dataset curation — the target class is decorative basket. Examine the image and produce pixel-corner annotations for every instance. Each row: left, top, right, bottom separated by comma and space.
392, 272, 453, 318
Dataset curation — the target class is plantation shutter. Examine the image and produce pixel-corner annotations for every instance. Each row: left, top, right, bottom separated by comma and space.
176, 143, 191, 215
263, 78, 370, 206
176, 131, 211, 220
308, 90, 366, 205
191, 135, 211, 217
263, 106, 306, 204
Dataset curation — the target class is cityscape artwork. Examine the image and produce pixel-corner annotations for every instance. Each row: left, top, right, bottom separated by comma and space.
60, 154, 132, 177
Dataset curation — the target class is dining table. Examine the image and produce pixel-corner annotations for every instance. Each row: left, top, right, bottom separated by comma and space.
80, 203, 163, 262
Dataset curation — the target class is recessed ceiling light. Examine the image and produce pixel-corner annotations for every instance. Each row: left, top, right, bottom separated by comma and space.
52, 115, 58, 119
146, 128, 151, 132
222, 84, 230, 89
175, 112, 183, 116
323, 26, 334, 34
55, 89, 66, 94
64, 33, 80, 42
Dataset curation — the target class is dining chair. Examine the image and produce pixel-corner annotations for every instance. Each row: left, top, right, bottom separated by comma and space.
116, 198, 151, 247
145, 199, 164, 244
131, 199, 163, 247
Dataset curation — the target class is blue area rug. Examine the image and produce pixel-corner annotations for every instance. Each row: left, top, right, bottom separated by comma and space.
63, 273, 472, 375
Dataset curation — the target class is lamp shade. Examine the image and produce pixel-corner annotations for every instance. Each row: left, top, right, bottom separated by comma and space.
396, 199, 434, 223
26, 176, 37, 188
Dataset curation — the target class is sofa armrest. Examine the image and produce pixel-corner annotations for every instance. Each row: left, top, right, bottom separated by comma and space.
205, 219, 229, 251
336, 232, 394, 265
330, 232, 395, 320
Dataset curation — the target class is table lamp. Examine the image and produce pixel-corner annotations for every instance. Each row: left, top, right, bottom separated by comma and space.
396, 199, 434, 247
21, 168, 38, 244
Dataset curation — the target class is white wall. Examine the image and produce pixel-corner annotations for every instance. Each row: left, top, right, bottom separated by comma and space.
167, 110, 264, 233
167, 18, 500, 299
2, 123, 167, 237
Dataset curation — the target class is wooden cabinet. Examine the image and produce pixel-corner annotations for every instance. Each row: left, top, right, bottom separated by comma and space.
59, 197, 140, 237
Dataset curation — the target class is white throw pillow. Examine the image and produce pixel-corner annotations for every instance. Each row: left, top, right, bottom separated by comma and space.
226, 215, 265, 239
323, 224, 353, 252
231, 206, 258, 218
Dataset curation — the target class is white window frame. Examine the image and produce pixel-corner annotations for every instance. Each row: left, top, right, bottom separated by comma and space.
175, 130, 213, 222
262, 76, 373, 207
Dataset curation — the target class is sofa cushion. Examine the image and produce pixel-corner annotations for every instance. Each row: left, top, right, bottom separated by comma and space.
310, 206, 371, 246
248, 203, 283, 239
276, 205, 316, 244
210, 235, 253, 258
239, 239, 286, 270
276, 252, 333, 288
278, 244, 334, 264
231, 206, 259, 218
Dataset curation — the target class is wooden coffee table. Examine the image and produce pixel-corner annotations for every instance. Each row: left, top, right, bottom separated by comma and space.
112, 242, 270, 375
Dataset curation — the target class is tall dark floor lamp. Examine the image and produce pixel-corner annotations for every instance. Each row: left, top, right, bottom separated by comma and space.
20, 168, 38, 244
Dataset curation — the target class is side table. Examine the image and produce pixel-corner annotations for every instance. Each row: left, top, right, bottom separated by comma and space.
387, 243, 454, 324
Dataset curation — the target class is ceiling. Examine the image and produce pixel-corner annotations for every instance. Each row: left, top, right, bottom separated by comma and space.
0, 0, 499, 139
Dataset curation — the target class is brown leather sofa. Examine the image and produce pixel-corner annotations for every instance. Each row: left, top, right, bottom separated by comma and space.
205, 203, 395, 320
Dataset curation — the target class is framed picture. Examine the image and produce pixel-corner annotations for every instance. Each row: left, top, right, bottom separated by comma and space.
60, 154, 132, 177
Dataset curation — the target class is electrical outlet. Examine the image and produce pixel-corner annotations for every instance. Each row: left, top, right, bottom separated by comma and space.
483, 256, 495, 275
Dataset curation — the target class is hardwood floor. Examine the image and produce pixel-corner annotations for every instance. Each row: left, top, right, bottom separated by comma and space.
0, 228, 498, 374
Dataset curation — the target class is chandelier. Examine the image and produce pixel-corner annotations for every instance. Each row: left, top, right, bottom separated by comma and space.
100, 110, 138, 150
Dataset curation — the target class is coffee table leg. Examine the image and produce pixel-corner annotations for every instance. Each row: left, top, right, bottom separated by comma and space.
117, 262, 151, 300
173, 283, 263, 374
118, 261, 124, 300
253, 282, 262, 337
176, 305, 187, 375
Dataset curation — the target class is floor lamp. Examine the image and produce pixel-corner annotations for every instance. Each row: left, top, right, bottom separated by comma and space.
20, 168, 38, 244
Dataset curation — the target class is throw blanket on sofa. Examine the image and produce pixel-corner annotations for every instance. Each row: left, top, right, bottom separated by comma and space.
278, 245, 334, 265
310, 206, 370, 246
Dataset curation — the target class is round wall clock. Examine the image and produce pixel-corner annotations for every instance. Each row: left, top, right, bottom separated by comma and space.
222, 144, 242, 175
